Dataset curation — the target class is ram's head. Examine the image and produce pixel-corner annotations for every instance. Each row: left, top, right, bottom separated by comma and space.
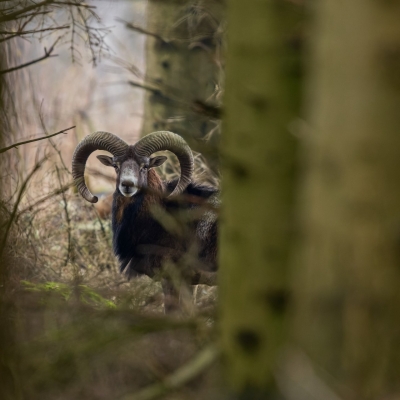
72, 131, 194, 202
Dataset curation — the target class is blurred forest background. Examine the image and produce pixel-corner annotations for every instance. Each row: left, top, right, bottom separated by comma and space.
1, 0, 400, 400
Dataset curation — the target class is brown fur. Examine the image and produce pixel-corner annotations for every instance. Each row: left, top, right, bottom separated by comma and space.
115, 195, 132, 224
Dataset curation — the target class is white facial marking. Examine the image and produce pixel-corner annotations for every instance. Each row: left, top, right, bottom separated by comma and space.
119, 164, 138, 197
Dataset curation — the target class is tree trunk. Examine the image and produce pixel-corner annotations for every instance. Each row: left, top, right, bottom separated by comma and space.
141, 0, 223, 165
219, 0, 301, 395
0, 46, 17, 400
293, 1, 400, 399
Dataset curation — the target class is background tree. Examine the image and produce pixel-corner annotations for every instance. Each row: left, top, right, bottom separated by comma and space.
139, 0, 224, 167
219, 0, 302, 396
293, 1, 400, 399
0, 46, 16, 400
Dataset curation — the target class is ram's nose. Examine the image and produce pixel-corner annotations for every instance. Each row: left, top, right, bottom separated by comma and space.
120, 180, 137, 197
121, 180, 135, 190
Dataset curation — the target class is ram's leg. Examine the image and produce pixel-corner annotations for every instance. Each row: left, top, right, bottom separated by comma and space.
192, 285, 199, 305
190, 270, 218, 286
161, 278, 180, 314
179, 282, 196, 316
162, 278, 197, 315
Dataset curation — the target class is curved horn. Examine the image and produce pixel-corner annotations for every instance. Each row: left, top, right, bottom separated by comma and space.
133, 131, 194, 196
72, 131, 129, 203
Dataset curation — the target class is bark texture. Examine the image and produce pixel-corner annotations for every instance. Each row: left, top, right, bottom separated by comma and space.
294, 1, 400, 399
219, 0, 301, 395
141, 0, 223, 164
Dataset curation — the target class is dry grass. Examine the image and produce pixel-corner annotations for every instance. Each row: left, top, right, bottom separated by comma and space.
6, 152, 218, 310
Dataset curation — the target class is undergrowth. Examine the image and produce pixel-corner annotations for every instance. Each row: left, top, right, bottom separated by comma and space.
1, 146, 219, 400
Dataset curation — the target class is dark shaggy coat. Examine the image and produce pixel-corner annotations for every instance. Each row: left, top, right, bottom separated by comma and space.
112, 170, 218, 280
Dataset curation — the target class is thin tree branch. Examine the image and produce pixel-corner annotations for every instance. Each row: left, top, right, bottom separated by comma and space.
53, 1, 96, 9
127, 80, 178, 107
77, 6, 96, 64
120, 344, 218, 400
0, 0, 94, 22
11, 11, 50, 21
0, 158, 46, 259
128, 81, 220, 118
0, 0, 52, 22
128, 80, 165, 96
0, 24, 70, 42
117, 19, 168, 43
0, 25, 70, 35
0, 38, 60, 75
56, 166, 72, 267
118, 18, 214, 44
0, 125, 75, 154
38, 104, 72, 173
16, 181, 74, 219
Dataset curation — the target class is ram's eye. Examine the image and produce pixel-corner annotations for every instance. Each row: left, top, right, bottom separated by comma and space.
113, 164, 119, 170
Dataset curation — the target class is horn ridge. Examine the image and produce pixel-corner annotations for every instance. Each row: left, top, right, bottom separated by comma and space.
133, 131, 194, 196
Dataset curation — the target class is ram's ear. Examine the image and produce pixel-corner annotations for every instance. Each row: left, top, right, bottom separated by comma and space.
149, 156, 167, 168
97, 155, 114, 167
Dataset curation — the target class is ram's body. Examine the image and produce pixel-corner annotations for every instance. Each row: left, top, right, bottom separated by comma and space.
112, 170, 219, 281
72, 131, 219, 312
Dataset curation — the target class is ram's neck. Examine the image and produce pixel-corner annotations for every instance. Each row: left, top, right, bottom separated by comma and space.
146, 169, 165, 202
111, 169, 166, 263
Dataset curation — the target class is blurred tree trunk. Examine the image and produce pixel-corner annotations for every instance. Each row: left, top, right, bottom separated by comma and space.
141, 0, 224, 166
0, 47, 17, 400
293, 1, 400, 399
219, 0, 302, 396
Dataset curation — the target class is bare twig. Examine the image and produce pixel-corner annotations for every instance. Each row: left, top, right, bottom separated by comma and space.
56, 166, 72, 266
128, 80, 163, 95
128, 80, 220, 119
0, 24, 70, 35
77, 6, 96, 64
11, 11, 50, 21
0, 158, 46, 259
0, 0, 95, 23
127, 81, 177, 106
0, 25, 70, 43
69, 6, 78, 63
191, 100, 221, 119
0, 38, 60, 75
0, 0, 52, 22
92, 206, 111, 246
118, 19, 168, 43
0, 125, 75, 154
120, 344, 218, 400
16, 181, 74, 219
38, 106, 72, 174
53, 1, 96, 9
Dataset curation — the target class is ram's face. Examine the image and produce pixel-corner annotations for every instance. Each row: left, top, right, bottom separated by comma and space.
115, 158, 141, 197
97, 152, 167, 198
